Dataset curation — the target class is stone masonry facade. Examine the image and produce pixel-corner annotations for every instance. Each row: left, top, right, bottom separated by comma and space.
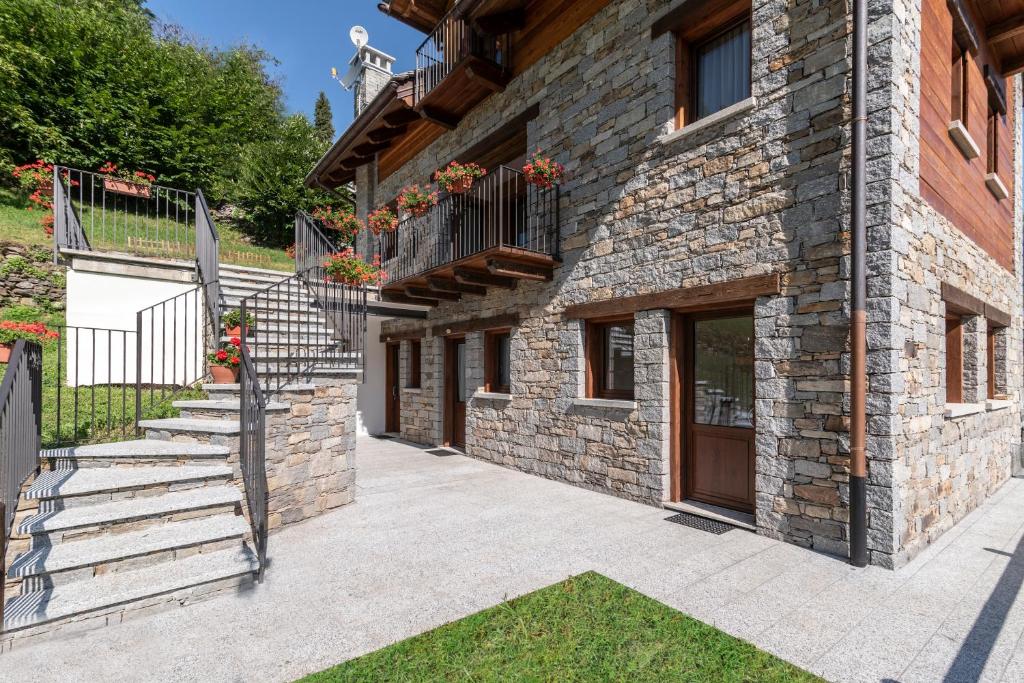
361, 0, 1023, 568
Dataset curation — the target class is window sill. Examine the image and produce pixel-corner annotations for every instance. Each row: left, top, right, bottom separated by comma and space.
986, 399, 1014, 412
944, 402, 985, 419
658, 97, 756, 146
947, 120, 980, 160
986, 173, 1009, 200
572, 397, 636, 410
402, 387, 423, 394
474, 391, 511, 401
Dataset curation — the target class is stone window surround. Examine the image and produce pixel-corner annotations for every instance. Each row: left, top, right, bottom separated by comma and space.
942, 284, 1011, 416
584, 317, 636, 401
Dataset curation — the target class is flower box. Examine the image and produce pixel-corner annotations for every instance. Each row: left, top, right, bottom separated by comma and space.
0, 343, 11, 364
103, 178, 152, 198
210, 365, 240, 384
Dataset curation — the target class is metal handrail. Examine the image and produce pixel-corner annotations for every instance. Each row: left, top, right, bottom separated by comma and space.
0, 340, 43, 629
238, 335, 267, 583
379, 165, 559, 284
295, 211, 344, 275
196, 189, 221, 333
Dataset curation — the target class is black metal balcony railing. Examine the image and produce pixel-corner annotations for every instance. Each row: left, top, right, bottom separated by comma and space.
415, 5, 510, 104
379, 166, 558, 285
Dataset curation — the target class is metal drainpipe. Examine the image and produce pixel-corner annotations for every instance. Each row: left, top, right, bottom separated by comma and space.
849, 0, 869, 567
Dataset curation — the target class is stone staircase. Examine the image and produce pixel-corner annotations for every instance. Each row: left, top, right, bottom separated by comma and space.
1, 264, 361, 650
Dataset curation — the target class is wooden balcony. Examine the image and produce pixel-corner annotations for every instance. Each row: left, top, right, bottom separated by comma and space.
414, 6, 512, 127
379, 166, 559, 304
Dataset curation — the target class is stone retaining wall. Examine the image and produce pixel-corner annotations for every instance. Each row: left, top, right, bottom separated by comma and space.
0, 243, 66, 311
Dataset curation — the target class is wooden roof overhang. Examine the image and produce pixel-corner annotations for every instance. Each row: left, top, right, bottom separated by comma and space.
377, 0, 451, 33
965, 0, 1024, 77
305, 73, 443, 190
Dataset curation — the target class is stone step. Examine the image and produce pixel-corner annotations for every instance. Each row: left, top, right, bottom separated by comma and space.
220, 334, 340, 345
42, 440, 231, 468
2, 546, 257, 632
254, 364, 362, 377
137, 418, 241, 436
18, 486, 242, 537
25, 464, 233, 503
172, 399, 290, 414
201, 382, 316, 396
7, 514, 248, 583
219, 263, 293, 279
221, 291, 315, 307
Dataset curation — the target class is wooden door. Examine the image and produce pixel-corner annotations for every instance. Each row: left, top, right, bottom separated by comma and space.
385, 343, 401, 433
683, 312, 755, 513
445, 336, 467, 448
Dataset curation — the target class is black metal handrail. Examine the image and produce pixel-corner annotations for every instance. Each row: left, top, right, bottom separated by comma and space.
134, 285, 210, 434
238, 337, 267, 583
415, 3, 511, 103
53, 166, 197, 258
295, 210, 344, 275
196, 189, 221, 332
379, 165, 559, 284
0, 340, 43, 629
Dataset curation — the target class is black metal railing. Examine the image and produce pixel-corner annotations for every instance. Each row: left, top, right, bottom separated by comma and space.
53, 166, 197, 258
0, 340, 43, 628
134, 286, 210, 434
415, 5, 510, 103
294, 210, 344, 275
196, 189, 220, 331
379, 166, 559, 284
238, 339, 267, 583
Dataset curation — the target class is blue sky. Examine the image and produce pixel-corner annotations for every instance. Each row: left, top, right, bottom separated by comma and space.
144, 0, 422, 136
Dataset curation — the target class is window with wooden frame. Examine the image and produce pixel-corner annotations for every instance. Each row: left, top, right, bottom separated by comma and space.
484, 330, 511, 394
950, 43, 969, 127
673, 0, 752, 129
586, 319, 635, 400
986, 323, 997, 400
406, 339, 421, 388
945, 315, 963, 404
984, 65, 1009, 199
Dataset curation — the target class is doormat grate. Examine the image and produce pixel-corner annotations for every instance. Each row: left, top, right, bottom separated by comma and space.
426, 448, 455, 457
665, 512, 734, 535
372, 435, 394, 440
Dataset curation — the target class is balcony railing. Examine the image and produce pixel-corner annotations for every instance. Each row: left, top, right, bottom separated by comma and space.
415, 5, 511, 106
379, 166, 558, 286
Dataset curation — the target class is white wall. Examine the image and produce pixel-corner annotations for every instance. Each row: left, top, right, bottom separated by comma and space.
356, 314, 387, 436
65, 269, 204, 386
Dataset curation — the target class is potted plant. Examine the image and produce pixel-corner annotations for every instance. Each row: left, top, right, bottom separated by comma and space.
312, 206, 363, 244
433, 161, 486, 194
367, 207, 399, 235
0, 320, 59, 363
398, 185, 438, 218
523, 151, 565, 189
99, 162, 157, 198
323, 248, 386, 286
222, 309, 255, 337
208, 338, 241, 383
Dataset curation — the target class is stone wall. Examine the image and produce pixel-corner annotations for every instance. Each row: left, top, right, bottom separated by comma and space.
0, 243, 66, 311
371, 0, 1022, 567
264, 379, 358, 530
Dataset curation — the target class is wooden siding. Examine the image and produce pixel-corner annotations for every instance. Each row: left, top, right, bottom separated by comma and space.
920, 0, 1015, 271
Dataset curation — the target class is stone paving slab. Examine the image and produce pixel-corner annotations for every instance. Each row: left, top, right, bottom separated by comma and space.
2, 437, 1024, 682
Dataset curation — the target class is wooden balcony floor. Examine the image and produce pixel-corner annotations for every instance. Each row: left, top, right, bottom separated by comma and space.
415, 55, 510, 127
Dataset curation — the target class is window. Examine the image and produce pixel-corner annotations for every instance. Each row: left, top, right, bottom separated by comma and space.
674, 2, 752, 128
987, 104, 998, 175
407, 339, 421, 388
586, 319, 635, 400
945, 315, 963, 404
951, 44, 969, 126
484, 330, 511, 394
987, 324, 996, 400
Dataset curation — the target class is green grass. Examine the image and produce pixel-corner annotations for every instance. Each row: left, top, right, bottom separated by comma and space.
300, 572, 823, 683
0, 188, 294, 271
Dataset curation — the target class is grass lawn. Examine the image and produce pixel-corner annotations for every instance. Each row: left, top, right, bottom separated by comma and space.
300, 572, 823, 683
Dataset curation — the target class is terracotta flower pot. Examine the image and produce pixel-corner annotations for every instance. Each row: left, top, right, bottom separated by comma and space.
103, 178, 152, 198
446, 176, 475, 194
225, 325, 242, 337
0, 343, 11, 363
210, 365, 240, 384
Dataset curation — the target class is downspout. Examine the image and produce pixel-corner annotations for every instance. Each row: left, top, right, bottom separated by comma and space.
849, 0, 869, 567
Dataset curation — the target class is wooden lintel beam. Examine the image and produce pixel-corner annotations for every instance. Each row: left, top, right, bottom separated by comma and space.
417, 106, 460, 130
563, 273, 782, 320
427, 277, 487, 296
987, 14, 1024, 45
486, 258, 552, 281
453, 267, 518, 290
947, 0, 981, 55
379, 327, 427, 343
431, 312, 520, 338
406, 286, 460, 302
381, 290, 438, 307
367, 125, 407, 142
473, 9, 526, 35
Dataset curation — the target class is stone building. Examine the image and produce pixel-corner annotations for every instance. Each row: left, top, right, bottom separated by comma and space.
307, 0, 1024, 568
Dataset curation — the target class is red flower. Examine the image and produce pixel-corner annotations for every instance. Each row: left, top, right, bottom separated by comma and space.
230, 337, 241, 347
230, 356, 240, 365
216, 350, 228, 361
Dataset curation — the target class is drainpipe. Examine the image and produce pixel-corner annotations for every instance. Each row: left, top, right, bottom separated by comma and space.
849, 0, 868, 568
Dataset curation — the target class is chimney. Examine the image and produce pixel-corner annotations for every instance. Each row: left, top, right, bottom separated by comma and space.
351, 44, 395, 117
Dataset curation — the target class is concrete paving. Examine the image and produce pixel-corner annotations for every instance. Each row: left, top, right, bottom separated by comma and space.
4, 437, 1024, 682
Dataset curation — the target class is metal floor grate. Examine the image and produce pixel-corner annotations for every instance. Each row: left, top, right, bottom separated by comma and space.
665, 512, 735, 535
372, 434, 395, 440
426, 448, 455, 457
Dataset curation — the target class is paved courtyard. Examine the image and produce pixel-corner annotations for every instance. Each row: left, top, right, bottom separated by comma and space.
3, 437, 1024, 682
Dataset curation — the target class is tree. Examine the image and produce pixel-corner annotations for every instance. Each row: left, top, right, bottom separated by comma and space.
314, 91, 334, 145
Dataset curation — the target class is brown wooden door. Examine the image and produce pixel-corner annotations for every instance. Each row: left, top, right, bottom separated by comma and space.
385, 343, 401, 433
445, 337, 467, 448
683, 312, 755, 513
